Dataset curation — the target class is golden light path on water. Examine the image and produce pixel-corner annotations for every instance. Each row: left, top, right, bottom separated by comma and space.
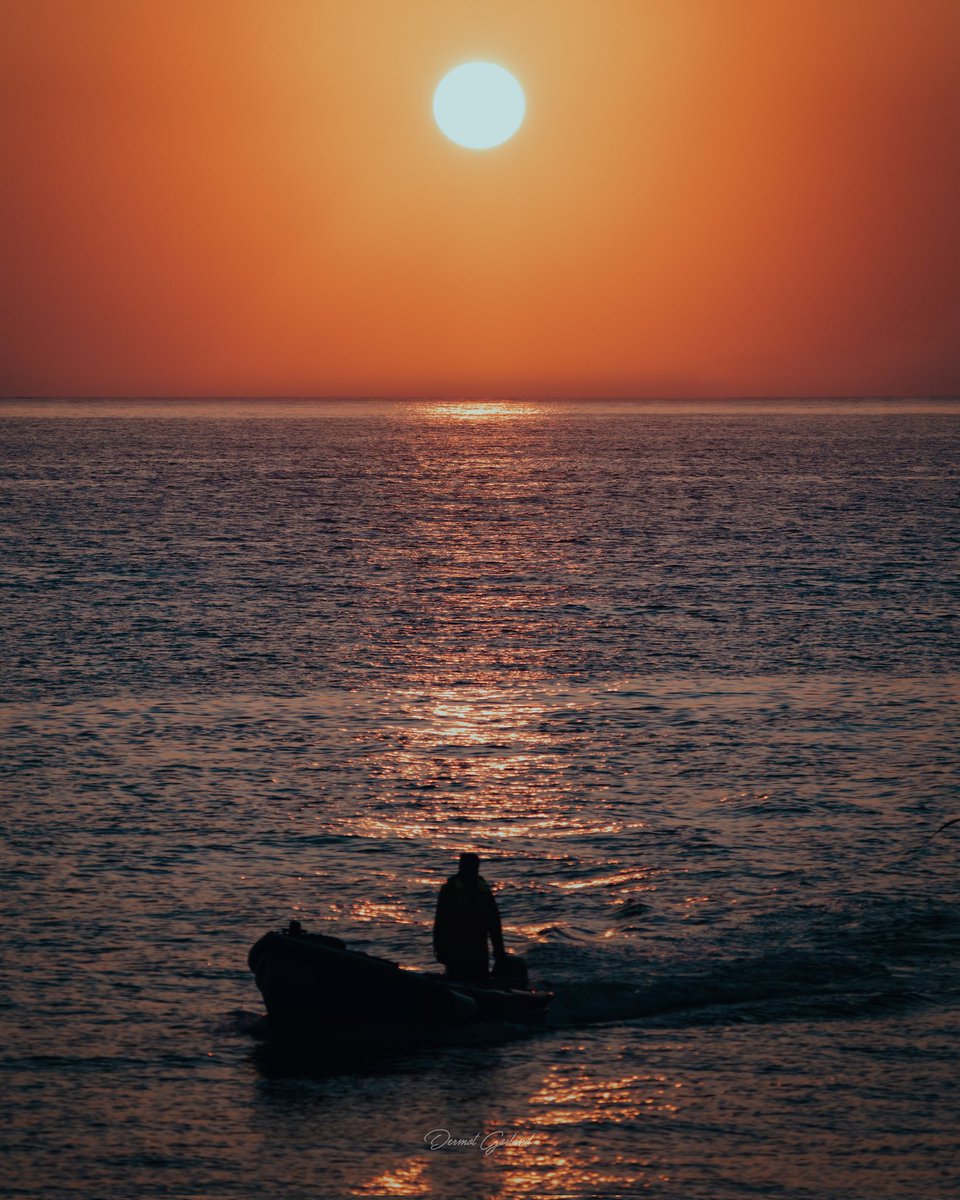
307, 400, 673, 953
315, 427, 688, 1200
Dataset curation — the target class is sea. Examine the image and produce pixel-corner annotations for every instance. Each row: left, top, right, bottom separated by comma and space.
1, 397, 958, 1200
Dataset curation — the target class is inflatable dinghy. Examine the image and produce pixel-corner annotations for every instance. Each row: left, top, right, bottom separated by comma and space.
248, 923, 552, 1039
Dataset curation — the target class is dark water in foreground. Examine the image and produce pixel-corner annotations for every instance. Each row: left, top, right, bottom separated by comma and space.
1, 399, 959, 1199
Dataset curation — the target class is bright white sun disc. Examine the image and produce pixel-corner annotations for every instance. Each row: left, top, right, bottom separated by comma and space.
433, 62, 525, 150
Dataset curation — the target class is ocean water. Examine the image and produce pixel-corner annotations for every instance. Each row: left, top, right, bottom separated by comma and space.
1, 398, 958, 1200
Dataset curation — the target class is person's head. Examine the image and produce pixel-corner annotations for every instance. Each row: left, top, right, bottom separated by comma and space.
458, 852, 480, 883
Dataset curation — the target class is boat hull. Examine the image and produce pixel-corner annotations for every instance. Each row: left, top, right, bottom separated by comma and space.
248, 928, 552, 1040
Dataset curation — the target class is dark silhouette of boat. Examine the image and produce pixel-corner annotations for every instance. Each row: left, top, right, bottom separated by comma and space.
248, 922, 552, 1046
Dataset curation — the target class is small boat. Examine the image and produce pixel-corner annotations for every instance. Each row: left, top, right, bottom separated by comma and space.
248, 922, 552, 1043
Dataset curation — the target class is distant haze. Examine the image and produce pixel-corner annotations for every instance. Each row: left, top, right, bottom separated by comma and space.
2, 0, 959, 398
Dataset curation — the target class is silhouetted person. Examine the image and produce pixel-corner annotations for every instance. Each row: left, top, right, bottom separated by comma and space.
433, 852, 505, 984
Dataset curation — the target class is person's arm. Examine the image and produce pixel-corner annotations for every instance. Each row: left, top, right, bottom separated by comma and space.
433, 885, 451, 962
487, 891, 506, 959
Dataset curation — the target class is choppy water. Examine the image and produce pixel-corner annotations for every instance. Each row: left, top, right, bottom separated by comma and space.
2, 398, 959, 1199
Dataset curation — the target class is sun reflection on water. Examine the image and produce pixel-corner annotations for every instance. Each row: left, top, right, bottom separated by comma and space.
346, 685, 629, 845
348, 899, 417, 925
526, 1061, 683, 1126
497, 1160, 663, 1198
450, 1059, 684, 1197
554, 869, 652, 892
351, 1158, 430, 1196
412, 400, 542, 422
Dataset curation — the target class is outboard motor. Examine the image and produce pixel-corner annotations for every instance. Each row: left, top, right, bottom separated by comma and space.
491, 953, 529, 990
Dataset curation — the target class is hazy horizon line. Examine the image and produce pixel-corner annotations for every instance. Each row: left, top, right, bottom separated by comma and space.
3, 393, 959, 403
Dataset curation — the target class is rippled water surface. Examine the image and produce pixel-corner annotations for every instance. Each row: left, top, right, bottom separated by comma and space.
2, 399, 959, 1199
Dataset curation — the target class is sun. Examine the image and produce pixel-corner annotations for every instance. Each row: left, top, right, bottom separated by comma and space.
433, 62, 526, 150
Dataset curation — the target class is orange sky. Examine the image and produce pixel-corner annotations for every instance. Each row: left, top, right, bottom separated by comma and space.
2, 0, 959, 398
